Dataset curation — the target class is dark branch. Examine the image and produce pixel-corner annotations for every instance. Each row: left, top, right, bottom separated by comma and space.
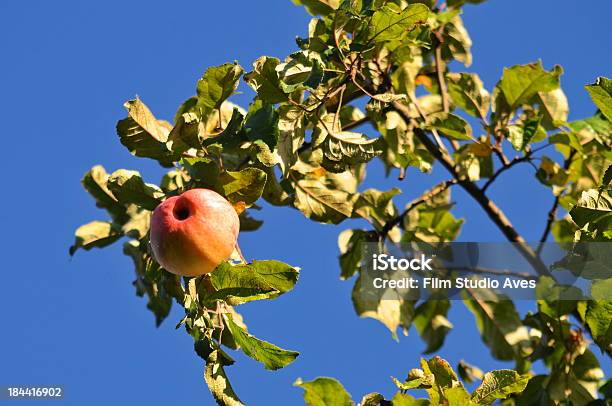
444, 266, 538, 280
342, 116, 370, 131
391, 101, 549, 276
482, 153, 533, 192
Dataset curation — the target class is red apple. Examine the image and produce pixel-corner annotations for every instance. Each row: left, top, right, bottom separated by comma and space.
150, 188, 240, 277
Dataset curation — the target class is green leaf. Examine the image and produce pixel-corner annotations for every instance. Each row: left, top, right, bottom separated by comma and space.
446, 72, 490, 119
204, 350, 244, 406
581, 294, 612, 353
585, 76, 612, 121
359, 393, 385, 406
495, 62, 562, 113
426, 112, 473, 141
121, 205, 151, 239
224, 315, 299, 370
81, 165, 127, 222
568, 113, 612, 144
107, 169, 165, 211
351, 270, 415, 339
368, 4, 430, 43
183, 157, 267, 208
116, 99, 175, 166
602, 164, 612, 188
338, 229, 369, 280
391, 393, 430, 406
323, 131, 383, 165
413, 299, 453, 353
123, 240, 176, 326
440, 16, 472, 66
276, 51, 325, 92
570, 189, 612, 228
277, 105, 306, 174
457, 360, 484, 384
371, 93, 407, 103
239, 210, 263, 232
373, 110, 433, 173
535, 156, 569, 187
392, 369, 435, 391
167, 111, 203, 155
391, 60, 422, 98
244, 99, 279, 149
535, 88, 569, 129
173, 96, 198, 124
444, 387, 474, 406
403, 187, 464, 242
244, 57, 289, 104
69, 220, 122, 255
202, 107, 247, 150
470, 370, 530, 405
353, 188, 400, 229
462, 289, 530, 363
294, 178, 354, 224
600, 379, 612, 399
506, 116, 541, 151
294, 377, 354, 406
425, 356, 460, 391
454, 143, 493, 182
220, 168, 267, 207
291, 0, 339, 16
208, 260, 300, 305
197, 63, 244, 110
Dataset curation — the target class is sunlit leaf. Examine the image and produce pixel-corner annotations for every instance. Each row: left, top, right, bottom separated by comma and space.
208, 260, 299, 305
224, 315, 299, 370
446, 72, 490, 119
414, 300, 453, 353
368, 4, 430, 43
426, 112, 473, 141
197, 62, 244, 110
294, 377, 354, 406
585, 76, 612, 121
116, 99, 175, 166
204, 350, 244, 406
471, 370, 530, 405
294, 178, 354, 223
494, 62, 562, 113
244, 57, 289, 104
107, 169, 165, 211
69, 220, 121, 255
291, 0, 339, 16
462, 289, 530, 365
81, 165, 127, 222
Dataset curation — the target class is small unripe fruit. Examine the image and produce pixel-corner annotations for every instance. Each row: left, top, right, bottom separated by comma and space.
150, 188, 240, 277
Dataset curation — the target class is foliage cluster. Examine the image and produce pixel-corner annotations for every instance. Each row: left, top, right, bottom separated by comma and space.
72, 0, 611, 404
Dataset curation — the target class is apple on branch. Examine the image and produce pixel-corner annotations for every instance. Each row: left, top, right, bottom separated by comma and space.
150, 188, 240, 277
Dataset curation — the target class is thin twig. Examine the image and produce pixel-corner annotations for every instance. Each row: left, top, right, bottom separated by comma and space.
445, 266, 537, 280
342, 116, 370, 131
433, 30, 459, 151
398, 167, 406, 181
333, 84, 346, 132
391, 101, 549, 276
482, 154, 533, 192
492, 145, 510, 166
407, 93, 450, 155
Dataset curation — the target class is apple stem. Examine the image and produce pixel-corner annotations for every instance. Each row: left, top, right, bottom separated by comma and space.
235, 243, 247, 264
215, 301, 225, 345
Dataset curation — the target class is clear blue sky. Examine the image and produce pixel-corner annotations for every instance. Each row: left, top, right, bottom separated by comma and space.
0, 1, 610, 404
